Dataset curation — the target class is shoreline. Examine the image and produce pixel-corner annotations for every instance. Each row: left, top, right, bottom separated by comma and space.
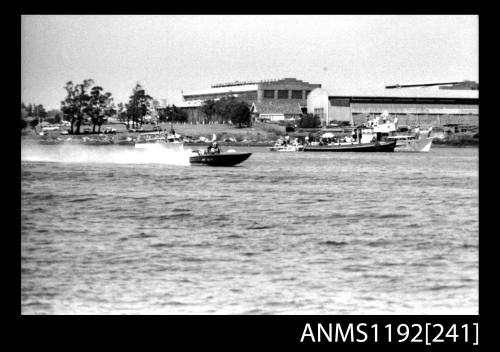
21, 125, 478, 148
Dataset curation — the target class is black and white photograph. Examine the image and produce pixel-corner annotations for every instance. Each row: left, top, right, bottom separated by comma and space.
21, 15, 478, 316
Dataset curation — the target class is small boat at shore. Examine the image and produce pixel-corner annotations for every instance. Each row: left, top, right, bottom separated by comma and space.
268, 143, 304, 152
134, 131, 184, 150
388, 135, 434, 152
268, 138, 304, 152
189, 149, 251, 166
387, 126, 434, 152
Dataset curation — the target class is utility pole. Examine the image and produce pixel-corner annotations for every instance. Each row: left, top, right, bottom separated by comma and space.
36, 105, 40, 133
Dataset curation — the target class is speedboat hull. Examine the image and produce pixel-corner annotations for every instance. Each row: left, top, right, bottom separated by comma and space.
303, 140, 396, 152
189, 152, 252, 166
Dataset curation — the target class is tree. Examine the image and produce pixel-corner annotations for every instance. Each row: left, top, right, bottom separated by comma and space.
88, 86, 115, 133
21, 118, 27, 130
61, 79, 94, 134
36, 104, 47, 119
126, 83, 153, 129
157, 107, 168, 122
116, 102, 127, 122
298, 114, 321, 128
229, 102, 251, 127
21, 102, 29, 119
29, 118, 39, 129
201, 99, 217, 123
214, 97, 234, 123
212, 97, 251, 126
170, 105, 188, 123
25, 103, 34, 117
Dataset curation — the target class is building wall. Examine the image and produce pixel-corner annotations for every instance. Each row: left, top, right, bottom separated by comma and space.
308, 88, 479, 127
352, 113, 478, 127
183, 78, 321, 106
329, 105, 352, 124
181, 78, 321, 123
307, 88, 330, 123
257, 79, 321, 105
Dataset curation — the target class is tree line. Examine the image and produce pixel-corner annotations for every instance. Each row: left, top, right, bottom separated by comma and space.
57, 79, 193, 134
21, 102, 64, 129
200, 97, 251, 127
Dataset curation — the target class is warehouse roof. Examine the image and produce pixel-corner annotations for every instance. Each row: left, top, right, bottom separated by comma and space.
183, 84, 259, 97
176, 100, 205, 108
327, 88, 478, 100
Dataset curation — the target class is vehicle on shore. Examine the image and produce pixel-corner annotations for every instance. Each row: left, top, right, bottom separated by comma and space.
41, 124, 60, 132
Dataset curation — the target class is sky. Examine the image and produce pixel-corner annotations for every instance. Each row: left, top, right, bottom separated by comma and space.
21, 15, 478, 110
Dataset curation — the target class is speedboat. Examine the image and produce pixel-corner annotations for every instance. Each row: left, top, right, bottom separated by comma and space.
189, 149, 251, 166
134, 131, 184, 150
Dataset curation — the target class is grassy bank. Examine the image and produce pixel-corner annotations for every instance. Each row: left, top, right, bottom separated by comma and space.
433, 134, 479, 147
21, 122, 283, 146
21, 123, 479, 147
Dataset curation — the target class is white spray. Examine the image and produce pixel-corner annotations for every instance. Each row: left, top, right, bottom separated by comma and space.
21, 142, 194, 166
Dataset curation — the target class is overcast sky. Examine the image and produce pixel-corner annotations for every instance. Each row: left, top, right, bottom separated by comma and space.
21, 15, 478, 110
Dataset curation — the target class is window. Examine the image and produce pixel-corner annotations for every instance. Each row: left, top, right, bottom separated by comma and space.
264, 90, 275, 99
278, 90, 289, 99
314, 108, 324, 119
292, 90, 303, 99
332, 99, 350, 107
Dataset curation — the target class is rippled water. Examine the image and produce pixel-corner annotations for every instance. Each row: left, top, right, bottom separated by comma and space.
21, 143, 478, 314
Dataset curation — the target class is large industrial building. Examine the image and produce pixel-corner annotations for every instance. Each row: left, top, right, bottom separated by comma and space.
178, 78, 321, 123
175, 78, 478, 128
307, 82, 479, 128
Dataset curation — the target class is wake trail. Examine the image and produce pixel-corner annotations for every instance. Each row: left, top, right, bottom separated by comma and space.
21, 143, 194, 166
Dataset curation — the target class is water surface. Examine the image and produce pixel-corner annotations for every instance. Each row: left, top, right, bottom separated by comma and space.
21, 144, 478, 314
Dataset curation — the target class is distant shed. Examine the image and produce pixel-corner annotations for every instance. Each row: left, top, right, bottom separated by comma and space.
307, 88, 479, 127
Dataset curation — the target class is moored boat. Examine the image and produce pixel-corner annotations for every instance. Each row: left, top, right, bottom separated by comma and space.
388, 135, 434, 152
303, 139, 397, 152
268, 137, 304, 152
134, 131, 184, 150
387, 126, 434, 152
303, 119, 398, 152
268, 143, 304, 152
